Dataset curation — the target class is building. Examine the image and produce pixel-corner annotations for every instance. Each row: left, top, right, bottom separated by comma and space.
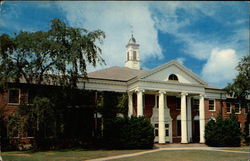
80, 34, 249, 143
0, 35, 248, 144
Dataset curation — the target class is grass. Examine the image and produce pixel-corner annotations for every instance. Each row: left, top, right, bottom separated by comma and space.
1, 148, 249, 161
1, 149, 145, 161
220, 147, 250, 152
111, 150, 250, 161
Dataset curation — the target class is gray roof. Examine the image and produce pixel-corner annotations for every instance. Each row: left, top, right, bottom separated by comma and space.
87, 66, 148, 81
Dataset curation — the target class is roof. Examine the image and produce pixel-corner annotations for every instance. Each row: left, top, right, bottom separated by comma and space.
128, 35, 136, 44
87, 66, 148, 81
126, 34, 139, 48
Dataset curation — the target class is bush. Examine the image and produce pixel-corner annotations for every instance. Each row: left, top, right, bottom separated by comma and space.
103, 116, 154, 149
205, 113, 241, 147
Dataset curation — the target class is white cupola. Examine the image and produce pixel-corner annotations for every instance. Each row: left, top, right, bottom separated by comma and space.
125, 34, 141, 70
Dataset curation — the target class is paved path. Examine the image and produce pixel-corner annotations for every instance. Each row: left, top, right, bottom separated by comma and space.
85, 144, 249, 161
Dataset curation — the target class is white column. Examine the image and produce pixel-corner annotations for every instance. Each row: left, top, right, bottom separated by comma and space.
187, 97, 192, 142
158, 90, 166, 143
181, 92, 188, 143
199, 94, 205, 143
166, 95, 173, 143
128, 92, 133, 117
136, 89, 144, 116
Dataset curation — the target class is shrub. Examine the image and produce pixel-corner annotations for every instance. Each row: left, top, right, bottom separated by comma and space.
103, 116, 154, 149
205, 113, 241, 147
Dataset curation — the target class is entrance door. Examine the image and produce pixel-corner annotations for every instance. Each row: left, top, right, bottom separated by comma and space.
193, 120, 200, 143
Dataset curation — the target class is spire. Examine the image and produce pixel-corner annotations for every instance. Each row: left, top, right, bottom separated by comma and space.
125, 34, 140, 70
128, 34, 136, 44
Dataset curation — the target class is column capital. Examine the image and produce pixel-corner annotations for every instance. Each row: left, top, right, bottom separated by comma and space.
159, 90, 166, 94
199, 93, 205, 97
181, 92, 188, 96
127, 90, 134, 95
135, 88, 145, 93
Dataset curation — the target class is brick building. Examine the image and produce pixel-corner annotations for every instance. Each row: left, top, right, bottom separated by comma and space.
0, 35, 249, 144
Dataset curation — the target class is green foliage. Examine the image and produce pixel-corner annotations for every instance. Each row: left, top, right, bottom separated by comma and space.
225, 55, 250, 100
97, 91, 128, 119
103, 116, 154, 149
0, 18, 105, 88
205, 112, 241, 147
224, 55, 250, 144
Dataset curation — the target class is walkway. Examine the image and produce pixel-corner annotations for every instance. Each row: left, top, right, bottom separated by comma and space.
85, 144, 249, 161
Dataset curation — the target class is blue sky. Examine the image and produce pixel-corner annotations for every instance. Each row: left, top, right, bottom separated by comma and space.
0, 1, 249, 88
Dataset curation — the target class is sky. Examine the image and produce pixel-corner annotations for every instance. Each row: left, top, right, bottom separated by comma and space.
0, 1, 249, 88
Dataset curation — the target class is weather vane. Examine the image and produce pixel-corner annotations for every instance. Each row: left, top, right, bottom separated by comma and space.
130, 25, 134, 36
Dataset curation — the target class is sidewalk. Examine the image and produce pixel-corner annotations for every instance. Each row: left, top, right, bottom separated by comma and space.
85, 144, 249, 161
154, 143, 208, 148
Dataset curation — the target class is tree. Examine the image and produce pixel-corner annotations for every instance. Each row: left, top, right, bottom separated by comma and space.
205, 112, 241, 147
225, 55, 250, 100
224, 55, 250, 143
103, 116, 154, 149
0, 18, 105, 88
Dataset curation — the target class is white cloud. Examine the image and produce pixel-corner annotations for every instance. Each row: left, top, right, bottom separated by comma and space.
57, 2, 162, 72
151, 2, 249, 61
176, 57, 185, 64
201, 49, 239, 88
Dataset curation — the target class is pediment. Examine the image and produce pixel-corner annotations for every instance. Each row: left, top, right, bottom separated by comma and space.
139, 60, 207, 85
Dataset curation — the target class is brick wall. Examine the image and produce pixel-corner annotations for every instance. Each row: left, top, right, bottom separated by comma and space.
131, 94, 248, 143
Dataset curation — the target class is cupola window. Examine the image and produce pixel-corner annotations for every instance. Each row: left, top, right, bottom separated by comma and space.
168, 74, 178, 81
133, 51, 137, 60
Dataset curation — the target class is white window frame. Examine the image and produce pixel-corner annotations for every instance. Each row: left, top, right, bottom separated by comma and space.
226, 102, 231, 113
208, 99, 216, 111
8, 88, 20, 105
235, 103, 241, 114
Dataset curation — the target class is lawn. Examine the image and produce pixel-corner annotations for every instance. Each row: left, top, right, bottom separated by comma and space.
1, 149, 145, 161
1, 149, 249, 161
111, 150, 250, 161
221, 147, 250, 152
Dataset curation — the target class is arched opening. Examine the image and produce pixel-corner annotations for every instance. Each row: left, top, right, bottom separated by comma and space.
168, 74, 178, 81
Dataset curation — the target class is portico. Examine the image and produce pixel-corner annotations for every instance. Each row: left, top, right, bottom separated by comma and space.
128, 87, 205, 144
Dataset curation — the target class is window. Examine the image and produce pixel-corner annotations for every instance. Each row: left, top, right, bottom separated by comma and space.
166, 129, 169, 136
235, 103, 241, 114
155, 124, 158, 136
168, 74, 178, 81
127, 52, 129, 61
176, 97, 180, 110
226, 102, 231, 113
209, 100, 215, 111
8, 89, 20, 104
193, 99, 199, 110
133, 51, 137, 60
